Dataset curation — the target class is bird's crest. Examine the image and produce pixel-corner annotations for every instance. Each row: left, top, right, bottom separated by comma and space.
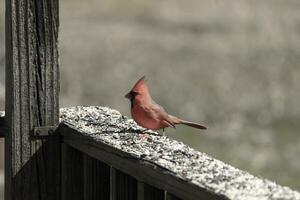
131, 76, 149, 95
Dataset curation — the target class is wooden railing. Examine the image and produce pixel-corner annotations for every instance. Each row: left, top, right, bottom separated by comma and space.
1, 106, 300, 199
57, 106, 300, 200
2, 0, 300, 199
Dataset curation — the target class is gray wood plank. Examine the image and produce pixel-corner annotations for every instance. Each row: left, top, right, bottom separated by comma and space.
137, 181, 145, 200
110, 166, 137, 200
114, 170, 137, 200
84, 154, 110, 200
138, 181, 165, 200
61, 144, 83, 200
143, 184, 164, 200
5, 0, 60, 199
110, 167, 117, 200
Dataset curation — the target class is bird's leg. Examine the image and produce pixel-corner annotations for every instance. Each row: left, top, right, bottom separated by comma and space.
137, 128, 150, 141
162, 128, 165, 136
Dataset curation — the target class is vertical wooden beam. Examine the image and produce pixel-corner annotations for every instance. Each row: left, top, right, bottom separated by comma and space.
5, 0, 60, 199
137, 181, 145, 200
110, 167, 137, 200
84, 154, 110, 200
61, 145, 83, 200
110, 167, 117, 200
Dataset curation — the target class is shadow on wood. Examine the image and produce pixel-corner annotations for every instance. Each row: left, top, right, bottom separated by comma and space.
7, 135, 61, 200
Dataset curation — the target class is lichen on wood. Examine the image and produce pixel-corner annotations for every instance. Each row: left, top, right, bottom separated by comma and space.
59, 106, 300, 200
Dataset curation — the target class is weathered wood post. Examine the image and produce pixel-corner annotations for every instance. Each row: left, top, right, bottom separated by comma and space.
5, 0, 60, 199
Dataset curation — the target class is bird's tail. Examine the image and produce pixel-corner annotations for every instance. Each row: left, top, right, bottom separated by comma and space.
180, 120, 207, 130
168, 115, 207, 130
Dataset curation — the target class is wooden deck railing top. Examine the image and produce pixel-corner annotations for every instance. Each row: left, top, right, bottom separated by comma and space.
58, 106, 300, 200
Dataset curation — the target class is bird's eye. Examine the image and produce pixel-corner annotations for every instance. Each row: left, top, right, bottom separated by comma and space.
131, 91, 138, 97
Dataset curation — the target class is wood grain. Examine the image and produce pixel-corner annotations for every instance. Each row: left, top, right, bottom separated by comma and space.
61, 144, 83, 200
114, 169, 137, 200
83, 154, 110, 200
5, 0, 60, 199
144, 184, 164, 200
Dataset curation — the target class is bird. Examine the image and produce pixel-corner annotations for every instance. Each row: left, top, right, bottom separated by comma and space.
125, 76, 207, 135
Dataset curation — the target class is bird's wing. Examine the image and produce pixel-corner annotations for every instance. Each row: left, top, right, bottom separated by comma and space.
161, 119, 176, 129
148, 101, 176, 128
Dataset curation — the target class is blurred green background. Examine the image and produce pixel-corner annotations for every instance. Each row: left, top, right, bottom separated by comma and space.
0, 0, 300, 198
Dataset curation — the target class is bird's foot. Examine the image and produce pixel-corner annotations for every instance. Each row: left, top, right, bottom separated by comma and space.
138, 133, 150, 142
119, 127, 145, 134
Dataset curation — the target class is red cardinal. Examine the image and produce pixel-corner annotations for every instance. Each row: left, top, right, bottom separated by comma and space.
125, 76, 207, 133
